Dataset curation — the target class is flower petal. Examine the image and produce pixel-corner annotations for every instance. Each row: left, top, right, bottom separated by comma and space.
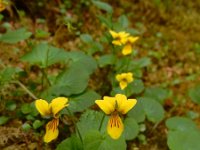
107, 114, 124, 139
44, 119, 59, 143
35, 99, 51, 116
128, 36, 139, 43
50, 97, 69, 116
119, 31, 130, 38
109, 30, 118, 38
122, 44, 132, 55
119, 81, 127, 90
126, 73, 134, 82
95, 96, 116, 115
116, 94, 137, 114
112, 40, 122, 46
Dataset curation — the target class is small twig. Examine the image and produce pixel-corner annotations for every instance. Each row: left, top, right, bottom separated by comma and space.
12, 80, 38, 100
1, 64, 38, 100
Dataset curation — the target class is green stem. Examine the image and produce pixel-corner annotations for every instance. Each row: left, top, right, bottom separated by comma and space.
66, 108, 83, 143
98, 114, 106, 131
125, 56, 131, 71
41, 46, 51, 89
41, 68, 51, 86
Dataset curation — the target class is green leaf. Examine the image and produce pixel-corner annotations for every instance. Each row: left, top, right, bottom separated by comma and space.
33, 120, 44, 129
188, 85, 200, 104
118, 15, 129, 28
26, 114, 35, 121
56, 135, 83, 150
144, 87, 170, 104
77, 110, 108, 138
67, 51, 97, 75
97, 54, 116, 67
89, 41, 103, 55
166, 117, 200, 150
140, 97, 165, 123
35, 29, 50, 38
0, 28, 32, 43
68, 90, 101, 113
5, 100, 17, 111
131, 67, 143, 78
83, 130, 103, 150
83, 130, 126, 150
193, 43, 200, 54
80, 34, 93, 43
21, 103, 32, 114
123, 117, 139, 140
46, 52, 97, 96
186, 111, 199, 119
21, 43, 69, 68
166, 117, 198, 131
129, 57, 151, 69
0, 116, 10, 125
0, 67, 21, 84
125, 79, 144, 96
0, 14, 4, 21
167, 130, 200, 150
97, 15, 113, 28
92, 1, 113, 14
128, 99, 146, 123
22, 123, 32, 131
50, 63, 89, 96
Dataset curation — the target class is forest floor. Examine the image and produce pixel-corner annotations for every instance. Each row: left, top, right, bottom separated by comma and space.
1, 0, 200, 150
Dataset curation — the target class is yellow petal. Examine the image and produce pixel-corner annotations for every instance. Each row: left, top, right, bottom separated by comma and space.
116, 74, 123, 81
50, 97, 69, 116
118, 31, 130, 38
44, 119, 59, 143
0, 4, 5, 12
128, 36, 139, 43
116, 73, 127, 81
35, 99, 51, 116
119, 81, 127, 90
107, 114, 124, 139
126, 72, 134, 82
112, 40, 122, 46
95, 96, 116, 114
109, 30, 118, 38
115, 94, 137, 114
122, 44, 132, 55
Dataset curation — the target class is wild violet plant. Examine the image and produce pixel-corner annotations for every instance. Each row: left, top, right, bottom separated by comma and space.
0, 2, 167, 149
33, 29, 140, 146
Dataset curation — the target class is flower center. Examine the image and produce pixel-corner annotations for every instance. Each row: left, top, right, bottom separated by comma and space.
109, 113, 121, 128
47, 119, 59, 132
121, 78, 128, 83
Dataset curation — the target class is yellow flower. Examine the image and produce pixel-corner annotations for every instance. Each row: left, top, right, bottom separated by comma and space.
116, 72, 134, 90
109, 30, 130, 46
35, 97, 69, 143
0, 0, 8, 12
95, 94, 137, 139
122, 36, 139, 55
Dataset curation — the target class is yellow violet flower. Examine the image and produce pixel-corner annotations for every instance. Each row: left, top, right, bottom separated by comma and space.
116, 72, 134, 90
122, 36, 139, 55
95, 94, 137, 139
109, 30, 130, 46
35, 97, 69, 143
0, 0, 8, 12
